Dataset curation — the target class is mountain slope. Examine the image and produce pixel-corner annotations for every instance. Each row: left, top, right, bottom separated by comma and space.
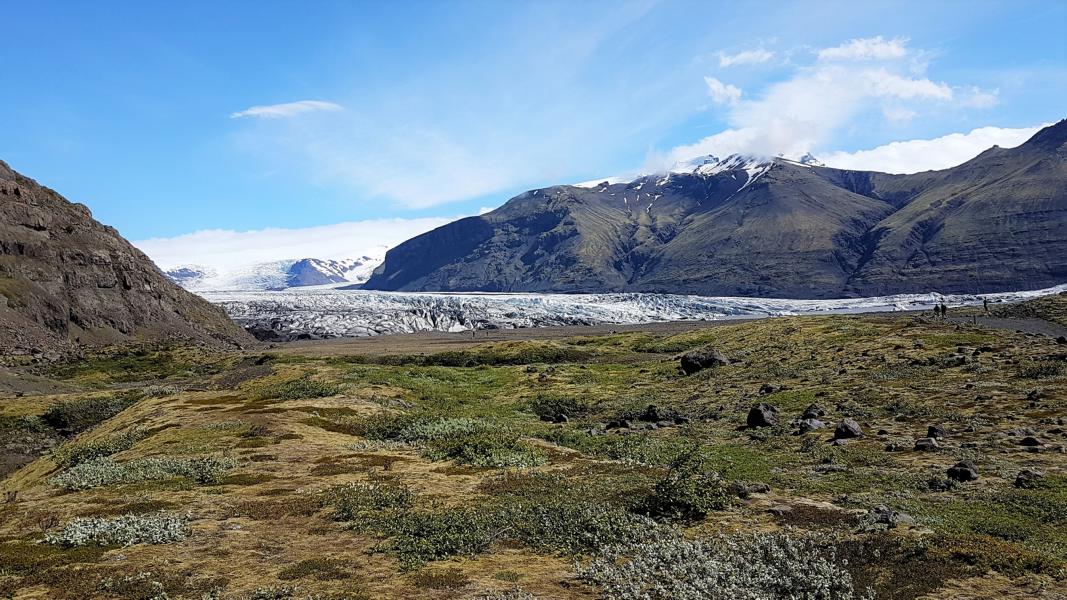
0, 160, 253, 354
365, 120, 1067, 298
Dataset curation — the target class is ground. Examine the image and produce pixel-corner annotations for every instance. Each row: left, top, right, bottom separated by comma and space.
1, 296, 1065, 599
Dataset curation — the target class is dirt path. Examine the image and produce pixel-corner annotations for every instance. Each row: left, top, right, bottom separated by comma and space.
947, 315, 1067, 338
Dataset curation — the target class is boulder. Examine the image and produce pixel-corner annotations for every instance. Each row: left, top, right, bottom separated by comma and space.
605, 419, 631, 430
833, 419, 863, 440
870, 505, 915, 528
639, 404, 662, 422
802, 404, 826, 419
746, 403, 779, 428
927, 424, 947, 439
1014, 469, 1044, 489
679, 346, 729, 375
947, 461, 979, 482
914, 437, 940, 452
1019, 436, 1043, 447
797, 418, 825, 433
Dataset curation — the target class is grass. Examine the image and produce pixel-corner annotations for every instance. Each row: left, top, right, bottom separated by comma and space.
2, 309, 1066, 597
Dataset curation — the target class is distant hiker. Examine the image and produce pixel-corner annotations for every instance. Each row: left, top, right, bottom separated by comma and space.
983, 298, 989, 314
940, 302, 948, 317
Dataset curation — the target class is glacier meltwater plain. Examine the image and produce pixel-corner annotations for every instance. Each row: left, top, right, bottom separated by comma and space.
199, 284, 1067, 340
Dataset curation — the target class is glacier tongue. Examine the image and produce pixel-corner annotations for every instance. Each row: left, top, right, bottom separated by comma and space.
199, 284, 1067, 341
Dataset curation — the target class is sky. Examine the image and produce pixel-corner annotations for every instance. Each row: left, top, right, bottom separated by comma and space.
1, 0, 1065, 270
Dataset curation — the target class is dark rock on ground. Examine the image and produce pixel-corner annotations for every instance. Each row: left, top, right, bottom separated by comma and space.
947, 461, 979, 482
728, 481, 771, 498
747, 403, 779, 428
679, 346, 729, 375
802, 404, 826, 419
870, 505, 915, 528
927, 424, 948, 439
1019, 436, 1043, 447
797, 418, 825, 434
1014, 469, 1044, 488
914, 437, 940, 452
833, 419, 863, 440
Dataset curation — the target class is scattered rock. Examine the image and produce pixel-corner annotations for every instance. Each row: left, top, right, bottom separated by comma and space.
673, 416, 691, 425
914, 437, 940, 452
638, 404, 662, 422
802, 404, 826, 419
553, 414, 569, 424
746, 403, 779, 428
829, 439, 850, 446
927, 424, 947, 439
947, 461, 979, 482
1019, 436, 1043, 447
767, 505, 792, 517
728, 481, 771, 498
1057, 336, 1067, 345
1014, 469, 1044, 488
797, 418, 825, 433
605, 419, 631, 430
833, 419, 863, 440
884, 443, 898, 452
679, 346, 729, 375
758, 383, 779, 395
870, 505, 915, 528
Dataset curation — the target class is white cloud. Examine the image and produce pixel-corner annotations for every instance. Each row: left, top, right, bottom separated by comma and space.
960, 86, 1000, 108
133, 216, 456, 271
818, 36, 907, 61
704, 76, 742, 105
230, 100, 343, 119
719, 48, 775, 67
670, 64, 956, 162
821, 124, 1044, 173
662, 36, 999, 167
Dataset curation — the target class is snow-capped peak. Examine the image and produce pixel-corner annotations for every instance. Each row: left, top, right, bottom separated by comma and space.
798, 153, 825, 167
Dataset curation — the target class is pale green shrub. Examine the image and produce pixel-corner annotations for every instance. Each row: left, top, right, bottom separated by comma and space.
579, 529, 869, 600
51, 456, 237, 490
44, 512, 189, 547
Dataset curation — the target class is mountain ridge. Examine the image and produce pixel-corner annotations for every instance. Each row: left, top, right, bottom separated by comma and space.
0, 160, 253, 354
365, 120, 1067, 298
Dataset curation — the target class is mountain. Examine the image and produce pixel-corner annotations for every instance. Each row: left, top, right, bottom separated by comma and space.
0, 160, 253, 354
365, 120, 1067, 298
164, 253, 383, 291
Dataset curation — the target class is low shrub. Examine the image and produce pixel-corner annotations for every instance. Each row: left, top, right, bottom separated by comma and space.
324, 480, 414, 523
579, 530, 868, 600
643, 456, 733, 520
277, 557, 351, 581
51, 428, 147, 467
265, 378, 343, 400
410, 567, 470, 589
51, 456, 238, 491
44, 512, 189, 547
40, 392, 143, 432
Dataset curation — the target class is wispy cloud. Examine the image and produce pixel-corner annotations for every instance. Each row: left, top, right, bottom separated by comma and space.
230, 100, 343, 119
817, 36, 907, 61
704, 77, 742, 105
821, 124, 1044, 174
718, 48, 775, 68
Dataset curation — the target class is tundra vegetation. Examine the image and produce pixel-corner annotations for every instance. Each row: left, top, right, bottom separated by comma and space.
1, 295, 1066, 598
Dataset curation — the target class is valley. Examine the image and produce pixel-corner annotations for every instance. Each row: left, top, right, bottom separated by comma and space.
2, 294, 1065, 598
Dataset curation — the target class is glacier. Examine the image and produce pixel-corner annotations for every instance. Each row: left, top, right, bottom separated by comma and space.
199, 283, 1067, 341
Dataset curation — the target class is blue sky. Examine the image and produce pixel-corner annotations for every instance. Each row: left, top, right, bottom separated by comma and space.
1, 0, 1065, 267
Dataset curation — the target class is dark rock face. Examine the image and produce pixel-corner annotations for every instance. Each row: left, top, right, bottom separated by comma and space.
679, 346, 728, 375
797, 418, 825, 433
834, 419, 864, 439
0, 160, 252, 353
947, 461, 979, 482
747, 403, 779, 428
366, 120, 1067, 298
